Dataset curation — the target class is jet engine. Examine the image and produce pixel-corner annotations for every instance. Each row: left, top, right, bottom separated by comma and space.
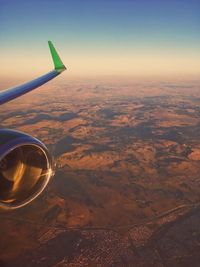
0, 129, 54, 209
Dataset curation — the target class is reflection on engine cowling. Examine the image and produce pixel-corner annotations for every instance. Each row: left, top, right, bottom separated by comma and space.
0, 144, 52, 209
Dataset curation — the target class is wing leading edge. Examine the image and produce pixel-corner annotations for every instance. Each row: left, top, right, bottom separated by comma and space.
0, 41, 66, 105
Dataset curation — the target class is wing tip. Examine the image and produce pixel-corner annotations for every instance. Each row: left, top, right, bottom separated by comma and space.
48, 41, 66, 72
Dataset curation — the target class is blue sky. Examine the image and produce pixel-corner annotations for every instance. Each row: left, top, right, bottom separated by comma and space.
0, 0, 199, 77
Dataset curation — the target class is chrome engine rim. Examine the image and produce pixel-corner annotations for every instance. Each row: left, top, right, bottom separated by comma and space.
0, 142, 54, 209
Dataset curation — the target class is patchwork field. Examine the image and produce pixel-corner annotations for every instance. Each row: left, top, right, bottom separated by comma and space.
0, 77, 200, 266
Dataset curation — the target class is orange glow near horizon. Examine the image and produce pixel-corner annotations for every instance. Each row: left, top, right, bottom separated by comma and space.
1, 46, 200, 80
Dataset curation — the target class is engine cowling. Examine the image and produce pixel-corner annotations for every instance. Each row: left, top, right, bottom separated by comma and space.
0, 129, 54, 209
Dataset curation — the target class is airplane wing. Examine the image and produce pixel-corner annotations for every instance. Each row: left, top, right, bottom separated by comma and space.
0, 41, 66, 105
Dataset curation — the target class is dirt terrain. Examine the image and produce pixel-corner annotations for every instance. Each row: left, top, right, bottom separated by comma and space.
0, 77, 200, 266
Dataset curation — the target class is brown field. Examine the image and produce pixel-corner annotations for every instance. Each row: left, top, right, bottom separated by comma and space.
0, 77, 200, 266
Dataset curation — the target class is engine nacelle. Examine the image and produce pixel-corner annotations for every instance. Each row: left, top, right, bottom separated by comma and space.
0, 129, 54, 209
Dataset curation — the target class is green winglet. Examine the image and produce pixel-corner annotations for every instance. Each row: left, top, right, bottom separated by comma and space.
48, 41, 66, 72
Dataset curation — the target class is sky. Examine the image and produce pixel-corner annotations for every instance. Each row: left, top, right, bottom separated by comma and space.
0, 0, 200, 79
